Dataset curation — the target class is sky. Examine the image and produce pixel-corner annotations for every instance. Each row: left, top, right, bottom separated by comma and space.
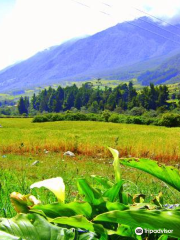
0, 0, 180, 70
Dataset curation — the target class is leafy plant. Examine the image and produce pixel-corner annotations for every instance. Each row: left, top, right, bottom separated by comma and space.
1, 148, 180, 239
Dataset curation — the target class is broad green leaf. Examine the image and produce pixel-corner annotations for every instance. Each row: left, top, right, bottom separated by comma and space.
77, 179, 103, 205
108, 224, 136, 239
121, 158, 180, 192
50, 215, 107, 240
108, 147, 121, 182
106, 202, 129, 211
0, 231, 22, 240
121, 192, 133, 205
103, 181, 124, 202
0, 213, 75, 240
91, 175, 113, 189
158, 235, 168, 240
30, 177, 65, 203
78, 232, 99, 240
94, 209, 180, 238
31, 202, 92, 219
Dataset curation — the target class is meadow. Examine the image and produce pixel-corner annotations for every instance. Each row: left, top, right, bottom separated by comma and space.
0, 118, 180, 161
0, 118, 180, 219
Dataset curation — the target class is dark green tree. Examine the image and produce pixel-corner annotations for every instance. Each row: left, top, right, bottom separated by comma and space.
18, 97, 28, 114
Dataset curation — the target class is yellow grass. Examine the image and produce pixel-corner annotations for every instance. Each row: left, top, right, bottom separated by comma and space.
0, 118, 180, 163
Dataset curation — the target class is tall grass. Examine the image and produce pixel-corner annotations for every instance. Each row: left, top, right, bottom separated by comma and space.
0, 118, 180, 162
0, 153, 179, 218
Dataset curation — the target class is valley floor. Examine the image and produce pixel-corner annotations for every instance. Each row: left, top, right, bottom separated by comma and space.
0, 119, 180, 217
0, 118, 180, 162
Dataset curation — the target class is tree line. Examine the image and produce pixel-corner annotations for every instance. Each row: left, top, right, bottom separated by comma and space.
17, 82, 170, 115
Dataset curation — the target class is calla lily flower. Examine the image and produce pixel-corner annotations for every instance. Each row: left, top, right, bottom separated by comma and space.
30, 177, 65, 203
108, 147, 121, 182
10, 192, 41, 213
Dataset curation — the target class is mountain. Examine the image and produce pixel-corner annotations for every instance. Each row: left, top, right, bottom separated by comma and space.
1, 17, 180, 92
137, 53, 180, 85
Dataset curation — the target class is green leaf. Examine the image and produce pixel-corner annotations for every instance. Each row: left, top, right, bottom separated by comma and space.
50, 215, 107, 240
103, 181, 124, 202
106, 202, 129, 211
108, 147, 121, 182
121, 158, 180, 192
78, 232, 99, 240
77, 179, 103, 205
94, 209, 180, 238
31, 202, 92, 219
121, 192, 133, 204
0, 231, 22, 240
158, 235, 168, 240
91, 175, 113, 189
108, 224, 136, 239
0, 213, 75, 240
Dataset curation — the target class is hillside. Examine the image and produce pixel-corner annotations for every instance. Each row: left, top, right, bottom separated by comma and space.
138, 53, 180, 85
0, 17, 180, 92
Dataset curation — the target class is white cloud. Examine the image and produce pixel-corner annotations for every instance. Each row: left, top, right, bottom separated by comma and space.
0, 0, 121, 70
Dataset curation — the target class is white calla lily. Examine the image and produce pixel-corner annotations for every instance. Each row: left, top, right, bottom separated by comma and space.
30, 177, 65, 203
108, 147, 121, 183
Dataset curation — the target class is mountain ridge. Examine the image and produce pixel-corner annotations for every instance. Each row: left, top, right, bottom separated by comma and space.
1, 17, 180, 92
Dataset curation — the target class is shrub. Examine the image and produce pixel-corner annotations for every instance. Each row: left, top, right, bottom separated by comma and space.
131, 116, 143, 124
51, 114, 65, 121
32, 115, 49, 122
102, 110, 111, 122
159, 113, 180, 127
143, 110, 158, 118
87, 113, 102, 121
129, 107, 146, 116
64, 113, 88, 121
108, 113, 120, 123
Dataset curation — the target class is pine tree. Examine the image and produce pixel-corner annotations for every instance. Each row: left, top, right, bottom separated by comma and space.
18, 97, 28, 114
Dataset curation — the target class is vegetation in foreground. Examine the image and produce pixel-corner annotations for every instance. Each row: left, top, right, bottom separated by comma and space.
1, 148, 180, 239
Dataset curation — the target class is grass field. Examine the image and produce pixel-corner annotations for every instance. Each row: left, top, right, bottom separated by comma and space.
0, 118, 180, 162
0, 118, 180, 217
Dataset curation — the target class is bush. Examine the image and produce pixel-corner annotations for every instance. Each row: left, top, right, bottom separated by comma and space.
87, 113, 103, 121
143, 110, 158, 118
108, 113, 120, 123
129, 107, 146, 116
131, 116, 143, 124
159, 113, 180, 127
31, 112, 171, 128
51, 114, 65, 121
32, 115, 49, 122
102, 110, 111, 122
64, 113, 88, 121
